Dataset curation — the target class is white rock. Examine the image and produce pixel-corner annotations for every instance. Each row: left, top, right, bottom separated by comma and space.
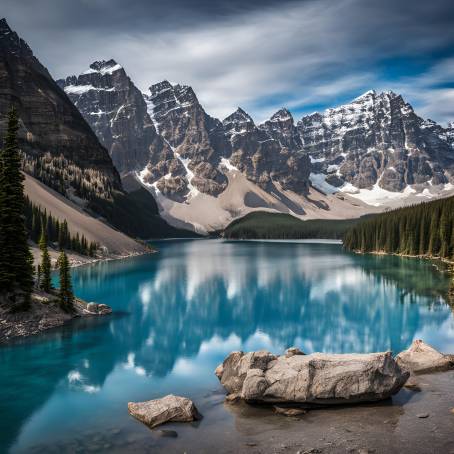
216, 350, 409, 405
396, 339, 453, 374
128, 394, 201, 428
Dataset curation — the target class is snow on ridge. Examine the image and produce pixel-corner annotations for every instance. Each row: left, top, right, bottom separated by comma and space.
64, 84, 115, 95
99, 63, 122, 75
220, 157, 239, 172
310, 173, 338, 194
309, 156, 326, 163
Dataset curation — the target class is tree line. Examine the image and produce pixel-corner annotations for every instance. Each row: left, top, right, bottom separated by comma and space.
25, 197, 98, 257
0, 108, 73, 310
343, 196, 454, 260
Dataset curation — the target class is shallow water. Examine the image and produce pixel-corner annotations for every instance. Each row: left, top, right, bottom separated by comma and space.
1, 239, 453, 453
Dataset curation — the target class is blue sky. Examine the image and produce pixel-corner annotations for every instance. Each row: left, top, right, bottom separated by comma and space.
3, 0, 454, 125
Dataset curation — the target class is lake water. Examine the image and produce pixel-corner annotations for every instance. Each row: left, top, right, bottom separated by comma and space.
1, 239, 454, 453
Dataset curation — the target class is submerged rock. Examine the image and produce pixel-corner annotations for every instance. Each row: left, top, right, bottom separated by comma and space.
216, 350, 409, 406
396, 339, 454, 374
273, 406, 307, 417
128, 394, 202, 428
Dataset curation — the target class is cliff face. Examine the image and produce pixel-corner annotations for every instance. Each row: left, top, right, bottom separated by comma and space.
0, 18, 192, 239
142, 81, 229, 199
298, 90, 454, 192
223, 107, 310, 194
0, 18, 121, 202
58, 60, 169, 175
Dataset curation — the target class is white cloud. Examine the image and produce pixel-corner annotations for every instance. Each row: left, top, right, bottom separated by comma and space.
4, 0, 454, 124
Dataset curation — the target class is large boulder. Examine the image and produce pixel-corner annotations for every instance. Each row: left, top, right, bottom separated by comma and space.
128, 394, 201, 428
216, 349, 409, 405
396, 339, 454, 374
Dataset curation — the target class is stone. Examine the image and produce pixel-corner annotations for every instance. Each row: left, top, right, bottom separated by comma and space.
273, 406, 307, 416
225, 393, 241, 403
128, 394, 201, 428
158, 430, 178, 438
416, 413, 429, 418
285, 347, 305, 358
216, 350, 409, 406
86, 303, 98, 313
96, 304, 112, 315
396, 340, 454, 374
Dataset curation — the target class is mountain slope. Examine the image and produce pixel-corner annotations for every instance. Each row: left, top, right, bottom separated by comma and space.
57, 60, 169, 175
298, 90, 454, 199
0, 18, 121, 201
24, 173, 145, 255
0, 18, 190, 239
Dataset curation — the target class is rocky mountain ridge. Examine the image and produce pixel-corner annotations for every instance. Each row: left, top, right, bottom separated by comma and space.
61, 61, 454, 211
298, 90, 454, 195
0, 18, 121, 203
0, 18, 191, 239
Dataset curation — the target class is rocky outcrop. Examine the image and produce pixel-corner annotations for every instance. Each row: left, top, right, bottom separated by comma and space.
396, 339, 454, 374
58, 60, 170, 175
142, 81, 229, 199
223, 108, 310, 194
298, 90, 454, 192
0, 19, 121, 202
215, 349, 409, 405
0, 291, 112, 343
128, 394, 201, 428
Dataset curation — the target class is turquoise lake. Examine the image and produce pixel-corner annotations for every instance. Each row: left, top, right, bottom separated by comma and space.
1, 239, 454, 453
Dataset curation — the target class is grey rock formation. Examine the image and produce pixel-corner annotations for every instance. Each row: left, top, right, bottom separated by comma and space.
128, 394, 202, 428
298, 90, 454, 192
396, 339, 454, 374
58, 60, 170, 175
215, 349, 409, 405
0, 19, 121, 202
223, 108, 310, 194
144, 81, 228, 198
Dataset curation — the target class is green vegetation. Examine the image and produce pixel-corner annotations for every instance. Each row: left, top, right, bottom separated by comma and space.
343, 196, 454, 261
0, 108, 34, 308
91, 187, 198, 240
223, 211, 367, 240
38, 226, 52, 293
57, 250, 73, 310
25, 197, 98, 256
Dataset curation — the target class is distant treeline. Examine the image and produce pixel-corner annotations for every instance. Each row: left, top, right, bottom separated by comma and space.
343, 196, 454, 260
222, 211, 367, 240
25, 196, 98, 257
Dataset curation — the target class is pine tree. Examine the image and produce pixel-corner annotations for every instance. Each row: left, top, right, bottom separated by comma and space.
57, 250, 73, 310
0, 107, 34, 307
39, 226, 52, 293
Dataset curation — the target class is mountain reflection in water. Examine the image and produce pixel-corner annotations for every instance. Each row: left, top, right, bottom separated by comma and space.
1, 240, 453, 453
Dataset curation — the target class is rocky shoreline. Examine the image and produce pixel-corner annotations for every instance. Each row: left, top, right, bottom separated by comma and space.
125, 340, 454, 436
0, 290, 112, 344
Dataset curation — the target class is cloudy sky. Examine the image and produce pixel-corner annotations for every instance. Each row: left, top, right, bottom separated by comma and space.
3, 0, 454, 124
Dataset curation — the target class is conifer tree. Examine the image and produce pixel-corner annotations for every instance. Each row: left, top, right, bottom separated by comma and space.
0, 107, 34, 307
57, 250, 73, 310
39, 226, 52, 293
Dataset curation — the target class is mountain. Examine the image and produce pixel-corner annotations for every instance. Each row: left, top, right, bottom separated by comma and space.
57, 58, 454, 233
298, 90, 454, 196
223, 107, 310, 194
0, 18, 191, 239
0, 18, 122, 204
57, 60, 169, 175
142, 80, 229, 200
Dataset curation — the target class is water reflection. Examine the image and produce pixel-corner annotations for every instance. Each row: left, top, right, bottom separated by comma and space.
1, 240, 453, 452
